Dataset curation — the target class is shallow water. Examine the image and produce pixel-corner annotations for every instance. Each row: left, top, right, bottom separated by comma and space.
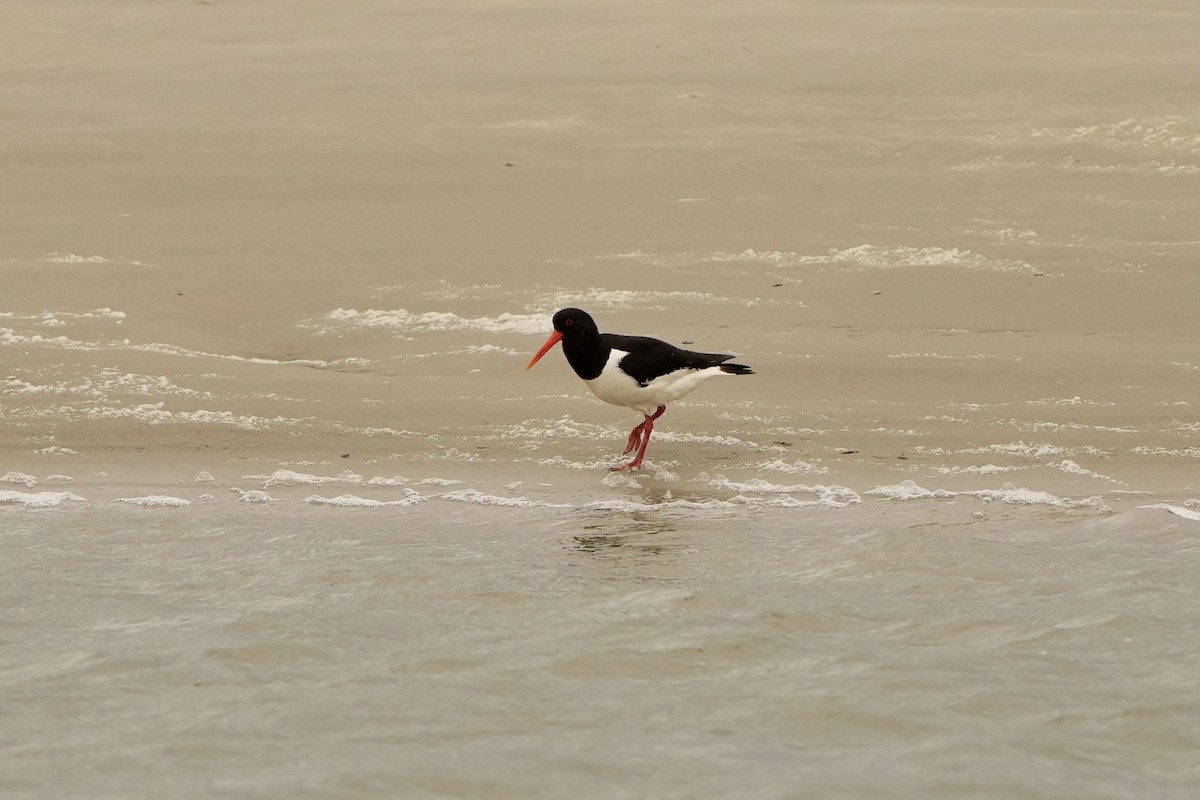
4, 501, 1198, 799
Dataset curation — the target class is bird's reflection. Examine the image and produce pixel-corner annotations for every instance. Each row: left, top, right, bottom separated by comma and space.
565, 512, 682, 556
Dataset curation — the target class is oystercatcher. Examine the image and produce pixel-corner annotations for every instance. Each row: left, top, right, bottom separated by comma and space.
526, 308, 753, 470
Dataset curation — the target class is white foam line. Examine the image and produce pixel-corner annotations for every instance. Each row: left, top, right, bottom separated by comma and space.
534, 456, 629, 471
730, 494, 847, 509
756, 459, 830, 476
1132, 447, 1200, 459
0, 308, 125, 321
581, 497, 735, 513
323, 308, 549, 336
916, 442, 1070, 458
707, 245, 1037, 273
2, 471, 38, 487
0, 490, 85, 508
232, 489, 277, 504
124, 342, 371, 369
79, 404, 301, 431
438, 489, 572, 508
532, 288, 719, 310
933, 464, 1021, 476
115, 495, 191, 508
497, 418, 622, 441
888, 353, 1011, 361
245, 469, 364, 487
366, 476, 408, 487
865, 480, 1109, 511
708, 476, 862, 506
1050, 460, 1123, 484
305, 491, 425, 508
1, 325, 370, 369
653, 431, 754, 447
0, 329, 103, 350
1138, 504, 1200, 522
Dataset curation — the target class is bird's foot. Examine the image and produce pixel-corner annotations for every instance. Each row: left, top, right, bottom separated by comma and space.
609, 458, 643, 472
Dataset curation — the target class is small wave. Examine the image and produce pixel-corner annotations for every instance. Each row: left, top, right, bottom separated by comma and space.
232, 489, 277, 504
1132, 446, 1200, 459
123, 341, 371, 370
366, 476, 408, 487
2, 471, 38, 487
756, 459, 830, 476
708, 475, 861, 506
0, 308, 125, 322
305, 491, 426, 508
80, 404, 299, 431
725, 245, 1036, 274
888, 352, 1013, 361
0, 490, 85, 508
323, 308, 549, 336
37, 253, 152, 267
533, 287, 719, 310
933, 464, 1020, 476
115, 495, 191, 508
536, 456, 627, 471
921, 442, 1070, 459
246, 469, 364, 487
729, 494, 846, 509
581, 497, 734, 513
0, 328, 102, 351
1034, 117, 1200, 152
866, 480, 1109, 511
864, 482, 957, 501
654, 431, 752, 447
438, 489, 571, 508
1138, 503, 1200, 522
498, 418, 619, 441
1049, 460, 1122, 483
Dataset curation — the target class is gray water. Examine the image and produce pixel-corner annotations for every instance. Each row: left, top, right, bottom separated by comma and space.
4, 502, 1198, 799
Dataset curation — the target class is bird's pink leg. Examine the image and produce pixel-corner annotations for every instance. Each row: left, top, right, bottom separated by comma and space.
612, 406, 666, 471
624, 420, 647, 454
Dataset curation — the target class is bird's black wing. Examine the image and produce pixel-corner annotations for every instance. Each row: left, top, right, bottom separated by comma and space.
601, 333, 736, 386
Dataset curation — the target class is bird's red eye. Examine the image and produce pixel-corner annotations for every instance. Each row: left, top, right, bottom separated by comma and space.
565, 318, 574, 326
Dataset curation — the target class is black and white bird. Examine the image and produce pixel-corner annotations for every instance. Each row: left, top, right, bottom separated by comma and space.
525, 308, 753, 470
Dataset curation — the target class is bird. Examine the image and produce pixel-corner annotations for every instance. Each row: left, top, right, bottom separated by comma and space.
525, 308, 753, 470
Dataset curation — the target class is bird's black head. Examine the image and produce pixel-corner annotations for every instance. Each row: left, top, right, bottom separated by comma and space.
552, 307, 598, 337
526, 307, 601, 371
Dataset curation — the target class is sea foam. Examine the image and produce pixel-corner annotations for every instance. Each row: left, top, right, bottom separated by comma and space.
247, 469, 364, 487
0, 490, 85, 508
438, 489, 571, 508
708, 476, 861, 506
2, 471, 38, 487
866, 480, 1109, 511
1138, 503, 1200, 522
324, 308, 549, 336
115, 495, 192, 508
305, 490, 425, 508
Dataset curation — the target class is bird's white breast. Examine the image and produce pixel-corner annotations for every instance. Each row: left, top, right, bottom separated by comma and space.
583, 349, 729, 416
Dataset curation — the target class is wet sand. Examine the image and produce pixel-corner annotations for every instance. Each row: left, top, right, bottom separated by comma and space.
3, 0, 1198, 506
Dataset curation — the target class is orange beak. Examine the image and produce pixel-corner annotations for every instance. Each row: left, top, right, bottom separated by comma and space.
526, 330, 563, 370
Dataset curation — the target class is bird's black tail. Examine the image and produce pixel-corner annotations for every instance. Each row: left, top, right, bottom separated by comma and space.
719, 362, 754, 375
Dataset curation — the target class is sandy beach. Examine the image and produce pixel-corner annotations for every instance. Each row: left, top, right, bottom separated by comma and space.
3, 0, 1198, 502
3, 1, 1199, 797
